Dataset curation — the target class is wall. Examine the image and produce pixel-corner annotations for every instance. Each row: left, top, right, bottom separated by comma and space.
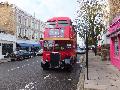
14, 6, 44, 41
0, 2, 15, 35
108, 0, 120, 23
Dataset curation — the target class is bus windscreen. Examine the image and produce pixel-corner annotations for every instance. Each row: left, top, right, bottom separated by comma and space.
58, 20, 69, 26
46, 21, 56, 28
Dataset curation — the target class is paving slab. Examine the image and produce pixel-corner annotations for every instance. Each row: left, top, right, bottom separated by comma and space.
0, 58, 11, 64
84, 51, 120, 90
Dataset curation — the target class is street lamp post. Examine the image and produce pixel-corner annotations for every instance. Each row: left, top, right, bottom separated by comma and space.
86, 29, 89, 80
84, 26, 89, 80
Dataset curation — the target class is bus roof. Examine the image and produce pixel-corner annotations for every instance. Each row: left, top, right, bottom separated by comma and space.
47, 17, 71, 22
43, 37, 75, 41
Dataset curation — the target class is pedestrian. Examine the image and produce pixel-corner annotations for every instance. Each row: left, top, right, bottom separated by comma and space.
32, 45, 35, 57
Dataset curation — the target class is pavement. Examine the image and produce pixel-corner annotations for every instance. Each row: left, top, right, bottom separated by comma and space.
77, 51, 120, 90
0, 58, 11, 64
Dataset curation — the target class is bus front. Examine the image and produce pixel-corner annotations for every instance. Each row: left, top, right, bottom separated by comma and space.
41, 17, 77, 71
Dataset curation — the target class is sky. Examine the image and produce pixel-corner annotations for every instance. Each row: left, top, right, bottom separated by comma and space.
0, 0, 84, 45
0, 0, 77, 22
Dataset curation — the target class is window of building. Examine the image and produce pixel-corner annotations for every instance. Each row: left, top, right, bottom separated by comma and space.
41, 35, 42, 38
25, 19, 27, 26
24, 29, 27, 36
114, 37, 119, 56
18, 16, 21, 23
31, 19, 35, 28
20, 28, 22, 35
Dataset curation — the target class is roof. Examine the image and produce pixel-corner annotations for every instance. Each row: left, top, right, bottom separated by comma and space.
47, 17, 71, 22
107, 28, 120, 37
43, 37, 75, 41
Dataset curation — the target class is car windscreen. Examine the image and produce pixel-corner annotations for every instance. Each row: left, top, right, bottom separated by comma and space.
80, 48, 85, 50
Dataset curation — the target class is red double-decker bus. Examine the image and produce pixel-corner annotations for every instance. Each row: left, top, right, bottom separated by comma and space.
41, 17, 77, 71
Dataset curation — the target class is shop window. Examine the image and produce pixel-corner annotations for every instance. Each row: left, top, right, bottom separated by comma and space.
114, 37, 119, 56
2, 43, 13, 55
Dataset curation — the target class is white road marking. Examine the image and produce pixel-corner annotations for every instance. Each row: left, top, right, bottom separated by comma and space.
17, 67, 20, 69
44, 74, 50, 79
30, 86, 35, 89
76, 62, 80, 64
37, 61, 38, 62
20, 82, 36, 90
25, 82, 34, 88
56, 80, 59, 81
11, 68, 14, 71
68, 79, 72, 81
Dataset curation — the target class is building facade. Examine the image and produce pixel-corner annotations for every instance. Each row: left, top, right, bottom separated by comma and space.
0, 2, 45, 58
14, 6, 45, 51
14, 6, 45, 41
107, 0, 120, 69
0, 30, 16, 59
0, 2, 16, 59
108, 0, 120, 23
107, 17, 120, 70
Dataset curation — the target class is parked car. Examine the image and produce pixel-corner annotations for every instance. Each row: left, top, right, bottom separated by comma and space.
10, 50, 31, 61
20, 50, 31, 59
29, 51, 37, 57
76, 47, 86, 54
36, 49, 43, 56
10, 51, 24, 61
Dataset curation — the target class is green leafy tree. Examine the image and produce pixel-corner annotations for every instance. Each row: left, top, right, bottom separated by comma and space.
75, 0, 106, 55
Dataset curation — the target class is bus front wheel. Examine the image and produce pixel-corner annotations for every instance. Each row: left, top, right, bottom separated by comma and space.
41, 62, 49, 70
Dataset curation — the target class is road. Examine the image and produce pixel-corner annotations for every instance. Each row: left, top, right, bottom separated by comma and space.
0, 55, 82, 90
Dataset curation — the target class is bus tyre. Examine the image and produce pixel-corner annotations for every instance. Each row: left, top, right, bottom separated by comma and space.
65, 64, 72, 72
74, 57, 77, 63
41, 62, 49, 70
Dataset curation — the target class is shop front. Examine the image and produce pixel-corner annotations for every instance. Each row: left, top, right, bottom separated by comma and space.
0, 33, 16, 59
107, 17, 120, 70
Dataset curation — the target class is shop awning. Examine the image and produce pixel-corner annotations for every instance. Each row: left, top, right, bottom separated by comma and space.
29, 44, 40, 47
17, 43, 30, 47
107, 29, 120, 37
17, 43, 40, 47
16, 40, 40, 47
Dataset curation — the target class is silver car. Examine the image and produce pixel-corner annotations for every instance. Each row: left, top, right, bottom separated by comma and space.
76, 47, 86, 54
36, 49, 43, 56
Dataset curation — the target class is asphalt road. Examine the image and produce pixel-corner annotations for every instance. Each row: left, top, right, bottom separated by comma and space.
0, 54, 82, 90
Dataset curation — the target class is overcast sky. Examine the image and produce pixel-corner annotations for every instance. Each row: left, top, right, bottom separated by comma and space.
0, 0, 84, 45
0, 0, 77, 22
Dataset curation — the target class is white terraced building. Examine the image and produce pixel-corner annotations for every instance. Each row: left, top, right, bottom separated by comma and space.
0, 2, 46, 58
